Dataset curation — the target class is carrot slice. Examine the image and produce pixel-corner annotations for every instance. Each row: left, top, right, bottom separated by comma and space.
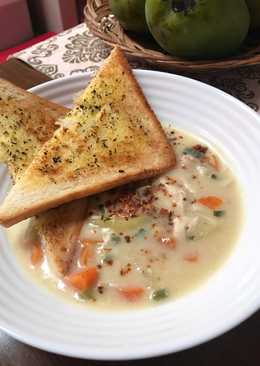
183, 253, 199, 262
118, 287, 144, 301
31, 244, 43, 266
204, 154, 220, 171
81, 239, 101, 245
79, 246, 93, 267
161, 237, 176, 249
66, 267, 98, 291
197, 196, 223, 209
209, 155, 220, 171
79, 239, 100, 267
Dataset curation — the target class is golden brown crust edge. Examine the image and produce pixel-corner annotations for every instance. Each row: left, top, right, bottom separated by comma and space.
0, 78, 69, 181
108, 48, 176, 166
0, 78, 68, 114
0, 48, 176, 227
37, 199, 88, 276
0, 164, 173, 227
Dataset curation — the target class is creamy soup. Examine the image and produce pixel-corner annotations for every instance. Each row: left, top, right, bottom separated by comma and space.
7, 127, 243, 309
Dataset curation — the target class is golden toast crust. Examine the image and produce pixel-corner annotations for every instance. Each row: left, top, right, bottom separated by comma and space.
0, 48, 176, 227
0, 78, 68, 181
0, 79, 85, 275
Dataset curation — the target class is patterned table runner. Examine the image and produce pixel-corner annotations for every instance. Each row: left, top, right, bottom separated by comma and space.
12, 23, 260, 113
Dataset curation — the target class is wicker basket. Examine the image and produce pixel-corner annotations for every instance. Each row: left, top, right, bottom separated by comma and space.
85, 0, 260, 72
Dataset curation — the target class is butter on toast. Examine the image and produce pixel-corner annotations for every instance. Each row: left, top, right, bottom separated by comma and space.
0, 47, 175, 227
0, 79, 86, 275
0, 78, 68, 181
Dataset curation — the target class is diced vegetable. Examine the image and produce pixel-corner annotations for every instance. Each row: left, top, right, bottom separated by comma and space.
185, 215, 217, 241
79, 246, 93, 267
102, 253, 114, 265
31, 243, 43, 266
79, 289, 96, 301
213, 210, 225, 217
160, 237, 176, 249
197, 196, 223, 209
183, 147, 205, 159
205, 154, 220, 171
151, 288, 169, 301
65, 267, 98, 291
118, 286, 144, 301
111, 233, 121, 244
82, 239, 101, 245
79, 239, 100, 267
183, 252, 199, 262
134, 228, 146, 237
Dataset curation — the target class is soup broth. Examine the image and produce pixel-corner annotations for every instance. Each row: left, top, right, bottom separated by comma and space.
7, 127, 243, 309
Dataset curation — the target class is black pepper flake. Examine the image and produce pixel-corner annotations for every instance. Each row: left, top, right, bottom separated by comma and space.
124, 235, 131, 243
102, 139, 108, 148
120, 263, 132, 276
118, 170, 124, 173
52, 156, 62, 164
97, 286, 104, 294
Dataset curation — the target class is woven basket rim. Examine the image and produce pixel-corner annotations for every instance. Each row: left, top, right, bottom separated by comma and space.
85, 0, 260, 72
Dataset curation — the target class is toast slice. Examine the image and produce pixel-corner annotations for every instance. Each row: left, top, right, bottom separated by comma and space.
0, 47, 175, 227
0, 79, 86, 275
36, 199, 88, 276
0, 78, 68, 181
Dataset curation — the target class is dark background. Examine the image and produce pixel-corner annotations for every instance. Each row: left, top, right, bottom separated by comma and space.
0, 309, 259, 366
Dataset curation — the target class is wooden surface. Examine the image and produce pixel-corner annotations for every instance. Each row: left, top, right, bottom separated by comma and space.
0, 59, 50, 89
0, 58, 259, 365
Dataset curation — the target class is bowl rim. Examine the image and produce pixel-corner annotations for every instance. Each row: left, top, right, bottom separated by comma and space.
0, 70, 259, 360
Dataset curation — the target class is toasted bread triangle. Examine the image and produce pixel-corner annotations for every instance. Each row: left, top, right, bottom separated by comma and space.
0, 47, 175, 227
0, 79, 86, 275
0, 78, 68, 181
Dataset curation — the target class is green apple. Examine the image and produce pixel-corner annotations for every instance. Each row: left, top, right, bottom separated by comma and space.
109, 0, 149, 33
246, 0, 260, 29
145, 0, 250, 59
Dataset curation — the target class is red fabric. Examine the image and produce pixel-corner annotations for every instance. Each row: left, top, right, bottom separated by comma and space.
0, 32, 56, 64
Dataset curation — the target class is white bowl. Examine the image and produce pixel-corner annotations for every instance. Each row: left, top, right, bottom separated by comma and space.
0, 71, 260, 360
